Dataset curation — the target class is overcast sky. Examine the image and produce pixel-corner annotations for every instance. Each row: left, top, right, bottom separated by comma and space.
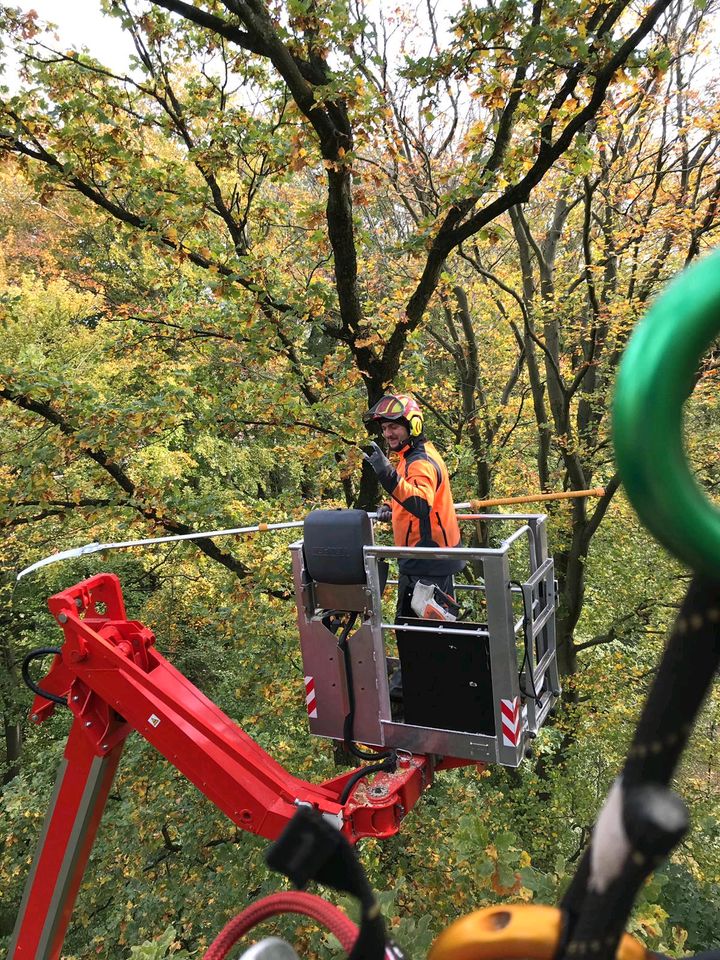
14, 0, 136, 73
9, 0, 456, 71
10, 1, 720, 91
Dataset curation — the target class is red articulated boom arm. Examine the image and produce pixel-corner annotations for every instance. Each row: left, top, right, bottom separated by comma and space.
10, 573, 433, 960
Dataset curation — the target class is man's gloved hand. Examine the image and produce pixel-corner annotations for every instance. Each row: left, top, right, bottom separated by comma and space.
376, 504, 392, 522
362, 441, 391, 475
362, 441, 398, 490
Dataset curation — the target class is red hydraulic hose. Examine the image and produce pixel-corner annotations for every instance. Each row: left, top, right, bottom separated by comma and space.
201, 891, 359, 960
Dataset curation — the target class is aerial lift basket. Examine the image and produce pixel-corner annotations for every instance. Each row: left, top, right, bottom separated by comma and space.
293, 508, 561, 767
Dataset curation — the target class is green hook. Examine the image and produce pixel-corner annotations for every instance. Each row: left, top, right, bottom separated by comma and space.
613, 249, 720, 576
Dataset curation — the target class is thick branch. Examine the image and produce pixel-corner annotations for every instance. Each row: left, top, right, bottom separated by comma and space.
405, 0, 674, 326
0, 389, 249, 578
0, 119, 292, 317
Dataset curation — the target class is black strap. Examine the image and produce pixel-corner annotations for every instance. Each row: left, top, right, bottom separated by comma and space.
558, 578, 720, 960
266, 806, 391, 960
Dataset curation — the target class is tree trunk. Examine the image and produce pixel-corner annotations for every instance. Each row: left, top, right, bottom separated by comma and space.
1, 576, 24, 784
3, 719, 22, 785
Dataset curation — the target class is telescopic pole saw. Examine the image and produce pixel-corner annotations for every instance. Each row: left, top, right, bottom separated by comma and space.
17, 489, 606, 581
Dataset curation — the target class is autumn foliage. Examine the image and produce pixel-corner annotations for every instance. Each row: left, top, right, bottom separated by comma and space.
1, 0, 719, 955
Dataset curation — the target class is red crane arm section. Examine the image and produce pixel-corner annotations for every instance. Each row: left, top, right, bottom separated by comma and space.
37, 573, 432, 842
9, 573, 478, 960
11, 574, 434, 958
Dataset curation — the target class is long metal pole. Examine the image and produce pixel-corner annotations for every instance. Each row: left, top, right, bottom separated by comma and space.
17, 488, 606, 581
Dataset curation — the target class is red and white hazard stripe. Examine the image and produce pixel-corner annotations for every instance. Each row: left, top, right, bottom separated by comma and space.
501, 697, 521, 746
304, 676, 318, 719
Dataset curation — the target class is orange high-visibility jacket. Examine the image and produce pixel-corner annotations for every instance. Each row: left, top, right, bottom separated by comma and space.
380, 439, 464, 575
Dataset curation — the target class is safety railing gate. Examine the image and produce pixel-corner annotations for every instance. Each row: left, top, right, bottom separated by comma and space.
291, 511, 560, 767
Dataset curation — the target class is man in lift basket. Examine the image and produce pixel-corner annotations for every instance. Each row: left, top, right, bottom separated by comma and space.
362, 393, 465, 627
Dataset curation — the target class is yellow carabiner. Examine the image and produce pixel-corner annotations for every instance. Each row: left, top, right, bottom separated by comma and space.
428, 904, 647, 960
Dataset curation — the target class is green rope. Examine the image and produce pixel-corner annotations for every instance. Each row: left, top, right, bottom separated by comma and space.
613, 248, 720, 576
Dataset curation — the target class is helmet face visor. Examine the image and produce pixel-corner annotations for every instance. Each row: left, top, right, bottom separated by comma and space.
364, 394, 423, 436
365, 395, 407, 422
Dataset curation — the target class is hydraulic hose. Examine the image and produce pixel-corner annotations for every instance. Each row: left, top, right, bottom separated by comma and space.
201, 891, 358, 960
339, 759, 396, 805
21, 647, 67, 706
337, 613, 396, 770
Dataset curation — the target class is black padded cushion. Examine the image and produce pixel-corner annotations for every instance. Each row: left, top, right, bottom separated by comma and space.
303, 509, 372, 585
